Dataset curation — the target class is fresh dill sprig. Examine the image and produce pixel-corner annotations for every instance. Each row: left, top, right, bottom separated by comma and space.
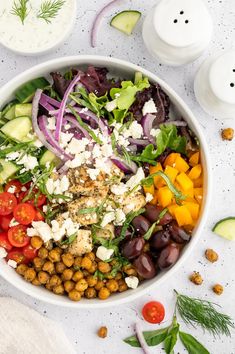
175, 290, 235, 337
37, 0, 65, 24
11, 0, 29, 25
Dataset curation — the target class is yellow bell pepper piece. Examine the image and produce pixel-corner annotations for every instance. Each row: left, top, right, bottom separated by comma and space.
149, 163, 163, 188
193, 175, 203, 188
157, 186, 173, 208
184, 202, 200, 220
189, 152, 200, 166
176, 172, 193, 191
194, 188, 203, 204
174, 205, 193, 226
188, 164, 202, 180
150, 191, 158, 205
174, 155, 190, 172
163, 153, 180, 168
164, 165, 179, 183
143, 184, 155, 196
167, 204, 178, 217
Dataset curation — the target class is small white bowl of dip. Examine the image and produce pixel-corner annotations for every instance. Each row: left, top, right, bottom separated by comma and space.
0, 0, 77, 56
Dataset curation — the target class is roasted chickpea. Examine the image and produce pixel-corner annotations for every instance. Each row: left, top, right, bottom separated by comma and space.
24, 268, 36, 282
30, 236, 43, 249
81, 256, 92, 270
118, 279, 128, 292
86, 252, 95, 262
42, 261, 55, 274
205, 249, 218, 263
88, 262, 97, 274
53, 284, 64, 295
49, 275, 62, 287
55, 261, 66, 274
38, 247, 48, 259
38, 271, 50, 284
98, 261, 111, 274
48, 249, 61, 263
32, 277, 41, 286
62, 253, 74, 267
98, 287, 110, 300
115, 272, 122, 280
106, 279, 118, 293
123, 265, 137, 276
82, 270, 90, 277
85, 287, 97, 299
74, 256, 82, 268
95, 280, 104, 291
213, 284, 223, 295
75, 279, 88, 292
97, 326, 107, 338
45, 283, 53, 291
64, 280, 75, 293
86, 275, 98, 287
54, 247, 63, 255
190, 272, 203, 285
33, 257, 45, 271
68, 289, 81, 301
72, 270, 83, 282
62, 268, 74, 281
16, 264, 28, 276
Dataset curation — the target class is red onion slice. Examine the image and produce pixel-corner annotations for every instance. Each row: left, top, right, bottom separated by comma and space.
63, 115, 91, 140
128, 138, 150, 147
55, 74, 81, 141
91, 0, 122, 48
111, 156, 137, 174
134, 322, 151, 354
141, 113, 157, 144
40, 93, 61, 109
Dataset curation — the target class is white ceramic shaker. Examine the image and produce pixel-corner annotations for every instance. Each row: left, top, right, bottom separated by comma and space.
194, 50, 235, 119
142, 0, 213, 66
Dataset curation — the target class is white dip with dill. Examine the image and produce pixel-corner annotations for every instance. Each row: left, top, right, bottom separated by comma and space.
0, 0, 76, 55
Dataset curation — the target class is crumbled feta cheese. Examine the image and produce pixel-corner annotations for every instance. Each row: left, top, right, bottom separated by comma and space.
33, 139, 43, 148
60, 175, 70, 192
45, 179, 55, 194
65, 151, 91, 168
64, 124, 71, 130
59, 132, 74, 148
87, 168, 100, 181
145, 193, 154, 203
46, 175, 70, 195
0, 247, 7, 258
142, 98, 157, 116
7, 186, 16, 194
96, 246, 114, 261
6, 152, 20, 161
47, 117, 56, 130
80, 107, 88, 113
31, 221, 53, 242
42, 205, 48, 213
150, 128, 161, 138
66, 137, 89, 155
125, 276, 139, 289
129, 121, 143, 139
111, 183, 128, 196
27, 228, 38, 237
114, 209, 126, 225
9, 218, 19, 227
7, 259, 17, 268
101, 212, 116, 227
21, 186, 27, 192
17, 155, 38, 171
126, 167, 145, 189
105, 99, 117, 112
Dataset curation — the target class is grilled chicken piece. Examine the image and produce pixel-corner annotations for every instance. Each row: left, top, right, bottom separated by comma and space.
68, 229, 92, 256
113, 192, 146, 215
94, 224, 115, 239
67, 196, 102, 225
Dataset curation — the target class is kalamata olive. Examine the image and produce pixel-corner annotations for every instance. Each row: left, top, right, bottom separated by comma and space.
168, 221, 191, 244
121, 237, 145, 260
133, 253, 157, 279
144, 205, 173, 225
150, 231, 171, 250
157, 243, 180, 269
132, 215, 151, 235
115, 226, 132, 239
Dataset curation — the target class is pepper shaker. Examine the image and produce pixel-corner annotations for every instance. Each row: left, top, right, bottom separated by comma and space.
142, 0, 213, 66
194, 50, 235, 119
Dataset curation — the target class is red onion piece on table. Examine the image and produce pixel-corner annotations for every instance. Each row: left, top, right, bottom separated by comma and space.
135, 322, 151, 354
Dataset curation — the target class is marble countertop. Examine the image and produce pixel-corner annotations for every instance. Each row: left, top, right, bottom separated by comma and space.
0, 1, 235, 353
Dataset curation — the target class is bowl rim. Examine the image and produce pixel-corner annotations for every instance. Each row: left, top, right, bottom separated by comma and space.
0, 55, 212, 308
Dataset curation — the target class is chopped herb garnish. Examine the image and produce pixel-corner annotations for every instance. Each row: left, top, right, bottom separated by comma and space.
114, 208, 145, 245
143, 208, 168, 240
60, 233, 77, 245
77, 207, 98, 215
11, 0, 29, 25
37, 0, 65, 24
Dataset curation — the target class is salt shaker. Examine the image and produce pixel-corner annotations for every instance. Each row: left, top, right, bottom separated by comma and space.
142, 0, 213, 66
194, 50, 235, 119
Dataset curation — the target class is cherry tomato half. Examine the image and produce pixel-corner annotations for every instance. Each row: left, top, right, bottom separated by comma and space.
18, 189, 46, 207
0, 214, 13, 231
142, 301, 165, 324
23, 244, 38, 260
8, 225, 30, 248
0, 192, 17, 216
13, 203, 36, 225
34, 209, 45, 222
0, 232, 12, 251
5, 180, 22, 194
7, 248, 29, 264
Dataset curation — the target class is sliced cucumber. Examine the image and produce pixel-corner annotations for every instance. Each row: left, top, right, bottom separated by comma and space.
40, 150, 61, 167
1, 100, 18, 120
15, 103, 32, 118
0, 117, 9, 127
213, 217, 235, 240
110, 11, 141, 35
15, 77, 50, 103
0, 159, 20, 184
1, 116, 32, 142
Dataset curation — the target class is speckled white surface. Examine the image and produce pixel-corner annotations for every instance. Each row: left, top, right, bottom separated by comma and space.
0, 1, 235, 353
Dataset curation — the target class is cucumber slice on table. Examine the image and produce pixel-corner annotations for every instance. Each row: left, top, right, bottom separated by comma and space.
110, 11, 141, 35
15, 103, 32, 118
15, 77, 49, 103
0, 159, 20, 184
1, 116, 32, 142
213, 217, 235, 240
40, 150, 61, 167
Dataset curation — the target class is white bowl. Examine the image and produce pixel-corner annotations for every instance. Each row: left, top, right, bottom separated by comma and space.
0, 56, 211, 308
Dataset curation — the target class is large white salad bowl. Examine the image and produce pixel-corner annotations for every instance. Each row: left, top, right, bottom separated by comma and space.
0, 56, 211, 308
